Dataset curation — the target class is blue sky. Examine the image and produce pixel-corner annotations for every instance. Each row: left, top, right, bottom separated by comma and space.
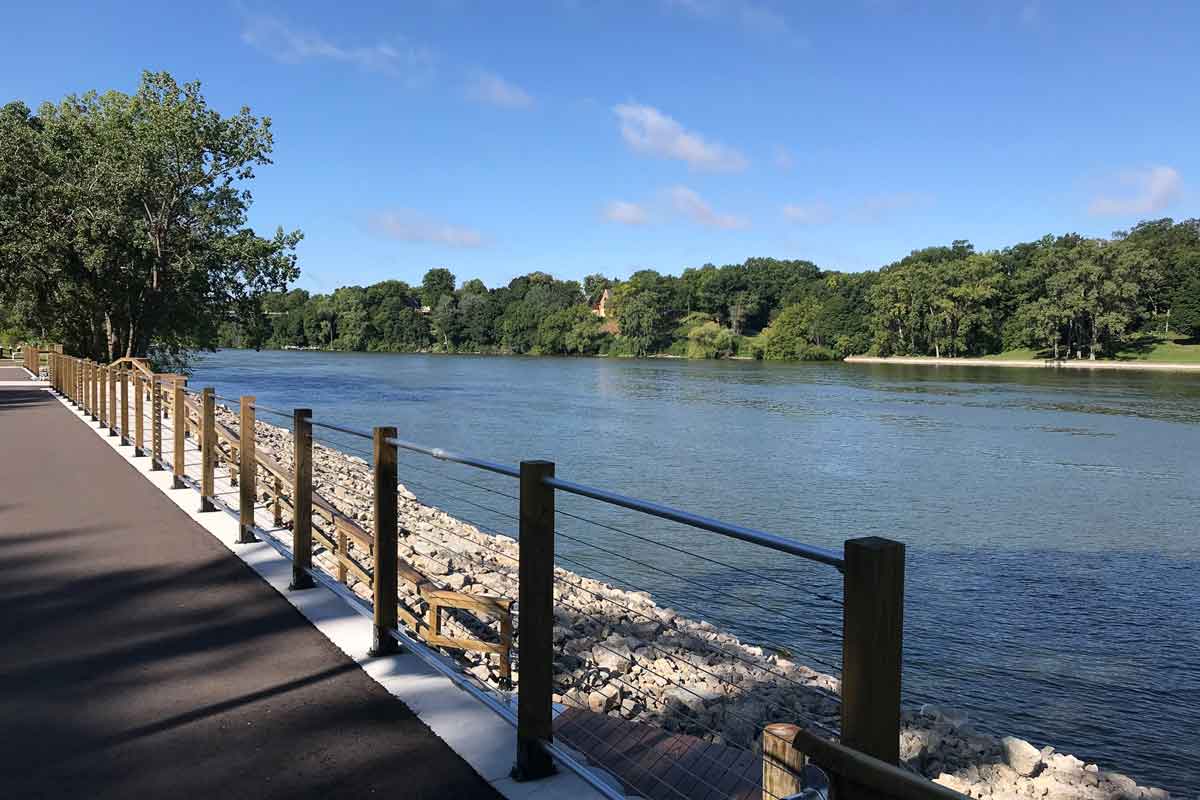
3, 1, 1198, 292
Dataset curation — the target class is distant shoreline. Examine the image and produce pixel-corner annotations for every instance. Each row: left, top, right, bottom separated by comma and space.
844, 355, 1200, 373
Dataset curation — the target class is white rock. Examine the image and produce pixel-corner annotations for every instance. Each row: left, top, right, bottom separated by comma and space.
592, 639, 633, 673
1002, 736, 1043, 777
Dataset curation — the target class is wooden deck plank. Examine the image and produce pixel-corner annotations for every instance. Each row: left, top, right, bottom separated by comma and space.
554, 707, 762, 800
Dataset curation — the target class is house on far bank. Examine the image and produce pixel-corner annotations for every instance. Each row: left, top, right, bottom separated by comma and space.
591, 288, 611, 318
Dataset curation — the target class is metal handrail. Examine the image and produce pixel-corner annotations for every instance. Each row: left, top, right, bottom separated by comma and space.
377, 433, 842, 570
385, 436, 521, 479
544, 475, 845, 570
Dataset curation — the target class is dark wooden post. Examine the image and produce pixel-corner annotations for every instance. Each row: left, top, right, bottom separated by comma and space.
512, 460, 556, 781
238, 395, 258, 543
172, 382, 186, 489
90, 362, 98, 420
199, 387, 216, 512
151, 378, 163, 470
762, 723, 805, 800
119, 367, 130, 445
841, 536, 905, 764
289, 408, 315, 591
273, 476, 283, 527
369, 426, 400, 656
108, 367, 118, 437
134, 373, 144, 457
98, 366, 108, 429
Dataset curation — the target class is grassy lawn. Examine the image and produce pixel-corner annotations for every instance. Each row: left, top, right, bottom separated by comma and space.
983, 335, 1200, 363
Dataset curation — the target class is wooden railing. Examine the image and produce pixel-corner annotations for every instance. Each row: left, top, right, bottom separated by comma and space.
44, 348, 927, 799
763, 723, 968, 800
17, 343, 61, 377
45, 351, 512, 684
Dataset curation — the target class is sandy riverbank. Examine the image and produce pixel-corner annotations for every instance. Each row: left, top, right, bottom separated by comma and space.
845, 356, 1200, 373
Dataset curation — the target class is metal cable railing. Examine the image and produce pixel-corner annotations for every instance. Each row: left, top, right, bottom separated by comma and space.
48, 357, 911, 800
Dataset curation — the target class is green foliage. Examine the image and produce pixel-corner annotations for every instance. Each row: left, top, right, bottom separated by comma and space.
686, 321, 737, 359
0, 72, 300, 363
615, 290, 671, 357
761, 302, 837, 361
538, 305, 605, 355
421, 268, 456, 309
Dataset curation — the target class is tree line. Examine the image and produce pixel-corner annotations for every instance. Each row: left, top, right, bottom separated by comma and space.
224, 218, 1200, 362
4, 74, 1198, 366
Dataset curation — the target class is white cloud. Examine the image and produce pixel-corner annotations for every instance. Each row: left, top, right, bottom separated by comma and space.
782, 202, 833, 225
240, 13, 432, 83
1088, 166, 1183, 217
668, 186, 749, 229
466, 71, 534, 109
603, 201, 649, 225
368, 211, 486, 248
614, 104, 748, 172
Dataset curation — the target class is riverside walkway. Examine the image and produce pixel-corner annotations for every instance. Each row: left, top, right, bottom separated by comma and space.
0, 375, 502, 798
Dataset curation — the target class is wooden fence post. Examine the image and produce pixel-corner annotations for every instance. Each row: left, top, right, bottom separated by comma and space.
289, 408, 315, 591
134, 373, 145, 457
108, 367, 118, 437
90, 362, 98, 420
841, 536, 905, 765
512, 459, 556, 781
369, 426, 400, 656
238, 395, 258, 544
762, 723, 805, 800
99, 365, 108, 429
119, 367, 130, 445
200, 387, 216, 512
172, 382, 186, 489
151, 378, 163, 470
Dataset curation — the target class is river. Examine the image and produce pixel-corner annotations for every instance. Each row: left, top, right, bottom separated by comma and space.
190, 349, 1200, 795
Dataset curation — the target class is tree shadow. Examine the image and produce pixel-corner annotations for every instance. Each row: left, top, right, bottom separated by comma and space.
0, 522, 502, 800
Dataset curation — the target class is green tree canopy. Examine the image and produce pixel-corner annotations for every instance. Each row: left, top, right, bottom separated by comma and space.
0, 71, 301, 363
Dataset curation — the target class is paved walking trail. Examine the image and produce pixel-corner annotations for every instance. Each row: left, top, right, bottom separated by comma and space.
0, 379, 502, 799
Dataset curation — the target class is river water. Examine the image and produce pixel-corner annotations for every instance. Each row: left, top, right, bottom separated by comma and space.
191, 349, 1200, 795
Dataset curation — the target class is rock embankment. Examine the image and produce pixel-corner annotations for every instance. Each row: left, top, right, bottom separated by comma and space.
215, 405, 1170, 800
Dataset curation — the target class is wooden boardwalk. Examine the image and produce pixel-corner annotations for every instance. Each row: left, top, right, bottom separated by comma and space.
556, 708, 761, 800
0, 380, 502, 799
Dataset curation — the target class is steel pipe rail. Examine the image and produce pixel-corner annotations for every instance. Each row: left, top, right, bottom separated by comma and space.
543, 475, 845, 570
309, 419, 374, 441
384, 436, 521, 478
377, 430, 842, 569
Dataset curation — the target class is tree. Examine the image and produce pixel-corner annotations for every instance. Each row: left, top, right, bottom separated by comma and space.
537, 305, 599, 354
421, 268, 456, 309
686, 321, 736, 359
615, 292, 669, 356
430, 294, 461, 350
762, 301, 835, 361
0, 72, 301, 363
